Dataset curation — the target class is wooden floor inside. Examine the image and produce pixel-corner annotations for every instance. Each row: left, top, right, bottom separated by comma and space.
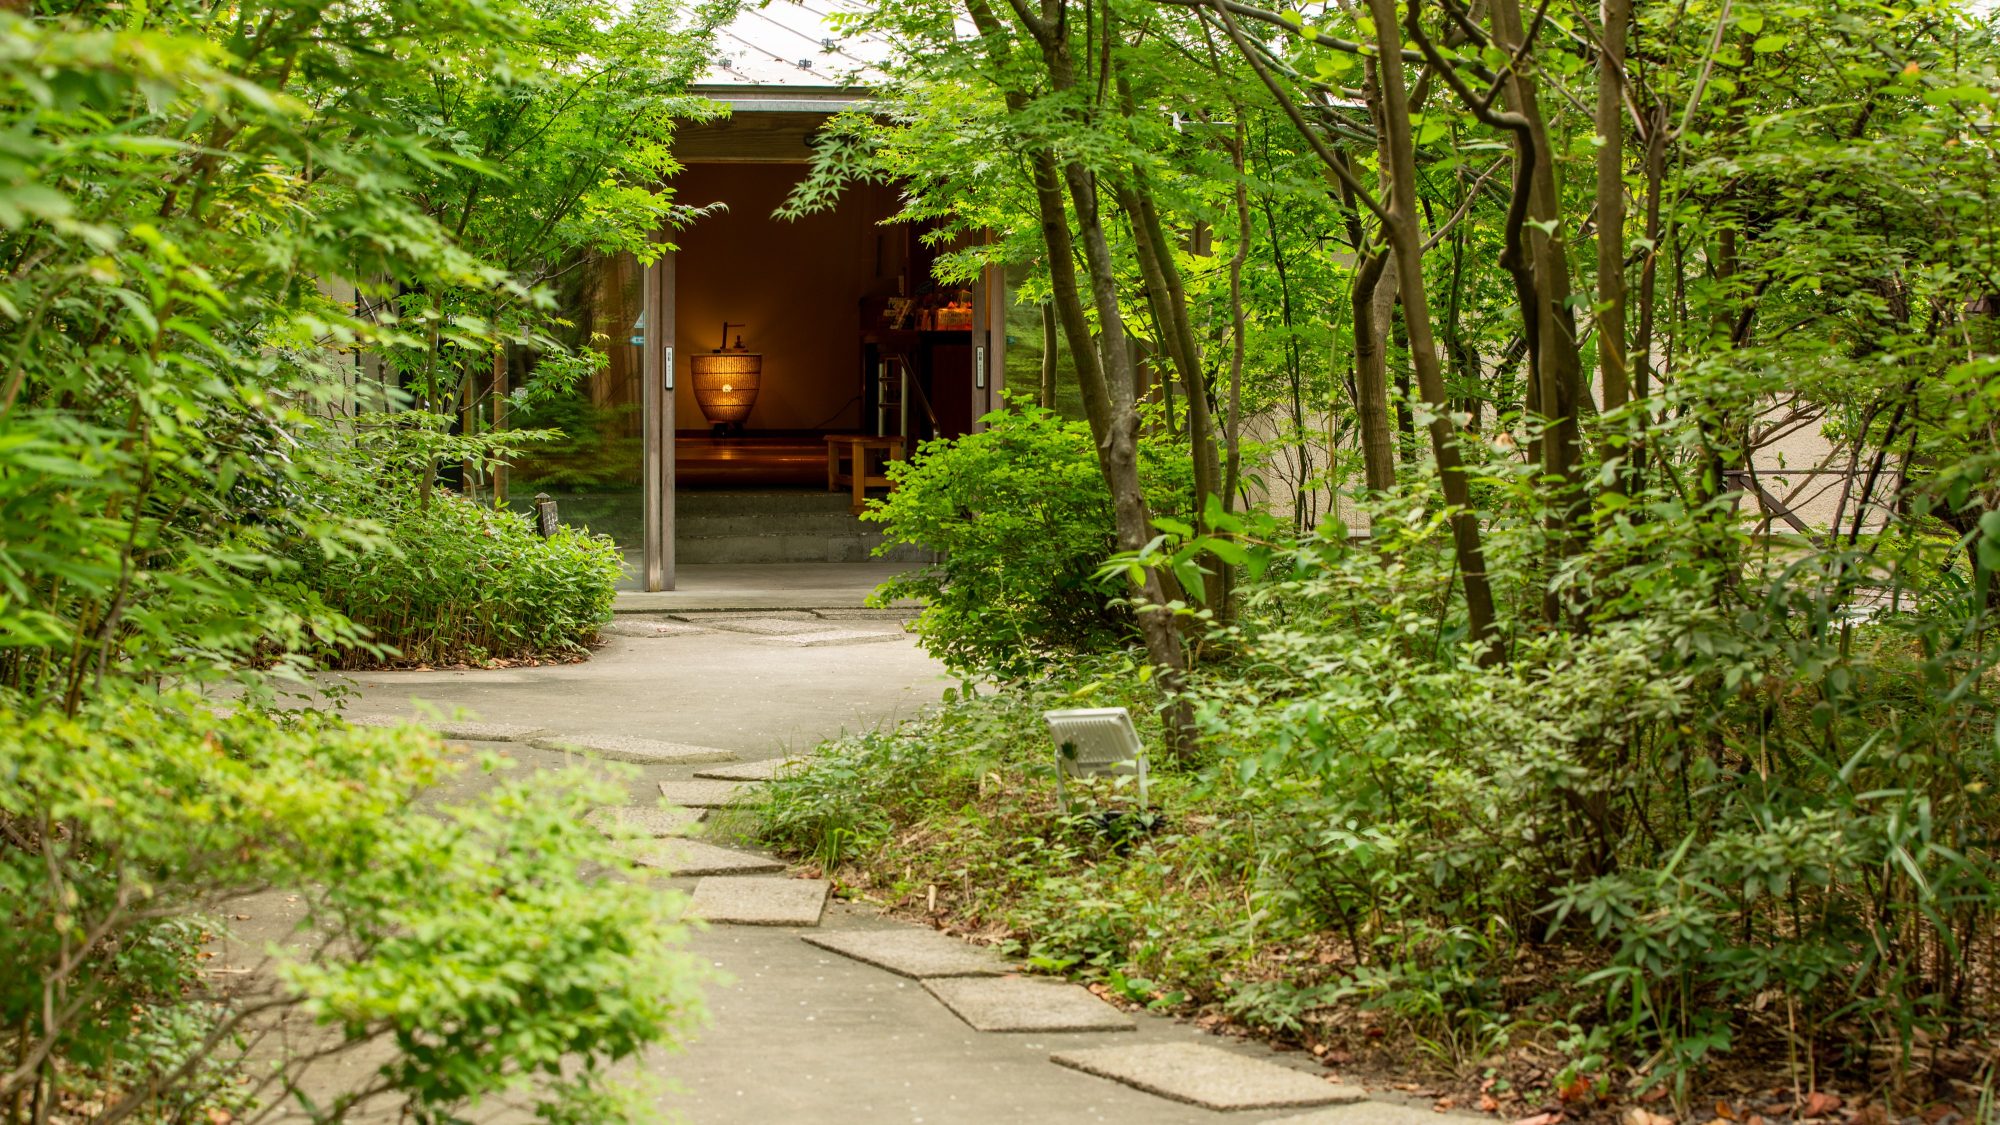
676, 433, 843, 488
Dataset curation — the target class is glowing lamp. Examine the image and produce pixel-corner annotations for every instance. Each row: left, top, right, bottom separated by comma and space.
690, 321, 761, 429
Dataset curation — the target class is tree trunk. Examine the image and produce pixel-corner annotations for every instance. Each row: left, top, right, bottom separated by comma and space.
1354, 247, 1399, 493
1373, 0, 1501, 662
1595, 0, 1631, 416
1223, 119, 1249, 513
1489, 0, 1588, 620
1040, 299, 1058, 409
1119, 179, 1226, 608
1026, 140, 1195, 753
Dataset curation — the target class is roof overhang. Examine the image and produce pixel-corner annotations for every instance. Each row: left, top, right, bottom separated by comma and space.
694, 83, 874, 114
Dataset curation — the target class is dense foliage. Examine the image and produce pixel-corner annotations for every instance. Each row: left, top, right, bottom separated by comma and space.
784, 0, 2000, 1114
0, 0, 718, 1121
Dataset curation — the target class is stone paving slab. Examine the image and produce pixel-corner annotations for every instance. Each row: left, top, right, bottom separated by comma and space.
628, 839, 784, 876
344, 713, 403, 728
668, 610, 822, 622
922, 977, 1134, 1033
586, 806, 705, 837
687, 876, 829, 926
530, 734, 737, 764
432, 720, 547, 742
601, 620, 713, 638
708, 617, 840, 635
1266, 1102, 1475, 1125
762, 628, 906, 648
694, 758, 802, 781
803, 929, 1013, 979
1051, 1042, 1360, 1111
657, 779, 763, 808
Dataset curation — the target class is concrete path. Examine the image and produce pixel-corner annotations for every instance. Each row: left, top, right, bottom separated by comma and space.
250, 571, 1457, 1125
308, 611, 945, 758
613, 562, 923, 611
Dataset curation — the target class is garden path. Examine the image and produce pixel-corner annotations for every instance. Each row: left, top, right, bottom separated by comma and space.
284, 588, 1462, 1125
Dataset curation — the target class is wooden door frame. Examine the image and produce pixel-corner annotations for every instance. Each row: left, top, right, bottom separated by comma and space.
642, 248, 676, 591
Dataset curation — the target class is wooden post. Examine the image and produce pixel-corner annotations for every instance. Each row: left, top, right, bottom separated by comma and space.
642, 246, 677, 591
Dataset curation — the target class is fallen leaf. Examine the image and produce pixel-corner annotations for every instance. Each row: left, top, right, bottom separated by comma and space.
1558, 1078, 1591, 1103
206, 1111, 232, 1125
1512, 1114, 1562, 1125
233, 914, 250, 921
1436, 1098, 1458, 1111
1802, 1093, 1843, 1119
1480, 1095, 1500, 1114
1640, 1088, 1670, 1104
1623, 1109, 1674, 1125
1719, 1104, 1739, 1121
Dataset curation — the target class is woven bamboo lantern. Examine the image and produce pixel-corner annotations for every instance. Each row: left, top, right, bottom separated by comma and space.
690, 321, 761, 428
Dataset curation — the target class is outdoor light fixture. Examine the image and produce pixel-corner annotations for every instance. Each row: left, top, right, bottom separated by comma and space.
1042, 707, 1149, 813
688, 321, 761, 435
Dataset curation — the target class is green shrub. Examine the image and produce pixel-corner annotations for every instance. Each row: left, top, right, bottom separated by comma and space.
1, 691, 705, 1125
865, 401, 1194, 676
289, 487, 622, 668
761, 513, 2000, 1105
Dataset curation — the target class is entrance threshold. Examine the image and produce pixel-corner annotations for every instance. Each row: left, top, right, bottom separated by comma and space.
612, 562, 924, 612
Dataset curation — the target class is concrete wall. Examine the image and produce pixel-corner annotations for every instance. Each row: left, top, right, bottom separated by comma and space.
670, 164, 904, 432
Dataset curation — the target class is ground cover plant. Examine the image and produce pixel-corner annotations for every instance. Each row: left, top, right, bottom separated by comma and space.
768, 506, 2000, 1121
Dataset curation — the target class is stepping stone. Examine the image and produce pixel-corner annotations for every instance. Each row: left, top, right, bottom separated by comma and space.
695, 758, 802, 781
1265, 1104, 1459, 1125
628, 839, 784, 876
586, 806, 704, 837
922, 977, 1133, 1033
709, 618, 837, 636
804, 929, 1013, 979
1051, 1042, 1361, 1111
762, 629, 905, 647
601, 620, 711, 638
530, 734, 737, 765
686, 876, 829, 926
657, 780, 762, 808
431, 720, 546, 742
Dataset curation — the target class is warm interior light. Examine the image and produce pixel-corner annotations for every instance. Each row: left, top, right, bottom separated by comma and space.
689, 322, 762, 428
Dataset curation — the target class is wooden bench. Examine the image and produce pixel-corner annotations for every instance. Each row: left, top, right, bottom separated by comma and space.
825, 435, 905, 514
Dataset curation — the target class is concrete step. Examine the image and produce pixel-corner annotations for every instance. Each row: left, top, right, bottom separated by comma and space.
676, 533, 934, 565
678, 512, 876, 538
675, 491, 863, 517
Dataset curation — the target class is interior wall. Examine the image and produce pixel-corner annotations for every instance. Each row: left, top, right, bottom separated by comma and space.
671, 164, 903, 432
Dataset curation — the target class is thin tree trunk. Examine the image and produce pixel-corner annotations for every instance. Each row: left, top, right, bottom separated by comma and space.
1059, 155, 1196, 749
1375, 0, 1501, 661
1040, 299, 1058, 409
492, 343, 508, 509
1595, 0, 1631, 416
1353, 246, 1398, 493
1119, 179, 1225, 608
1223, 118, 1249, 513
1489, 0, 1587, 621
1631, 103, 1667, 483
